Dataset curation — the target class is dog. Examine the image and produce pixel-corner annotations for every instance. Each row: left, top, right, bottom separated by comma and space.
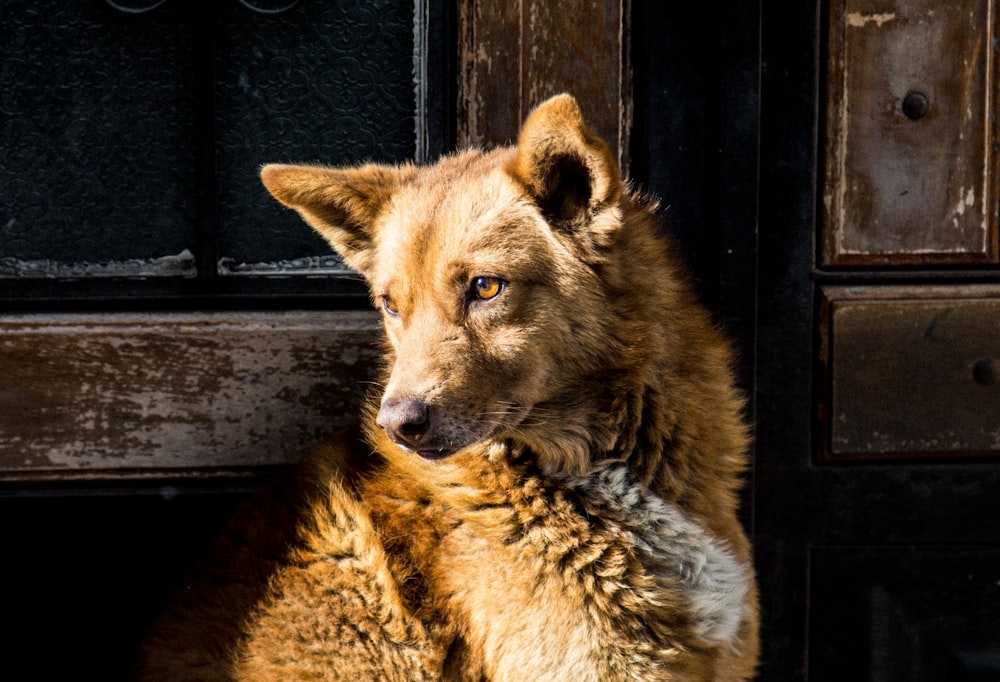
136, 94, 759, 681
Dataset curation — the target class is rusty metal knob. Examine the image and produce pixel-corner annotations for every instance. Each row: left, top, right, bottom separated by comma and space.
902, 91, 930, 120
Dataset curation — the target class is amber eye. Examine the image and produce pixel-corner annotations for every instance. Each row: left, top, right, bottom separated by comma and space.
471, 276, 504, 301
381, 296, 399, 316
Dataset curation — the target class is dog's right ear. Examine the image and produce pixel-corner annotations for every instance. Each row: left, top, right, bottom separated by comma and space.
260, 163, 414, 275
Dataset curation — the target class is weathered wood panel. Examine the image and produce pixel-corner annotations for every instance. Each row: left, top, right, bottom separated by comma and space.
821, 0, 999, 266
818, 286, 1000, 460
0, 311, 382, 479
457, 0, 630, 167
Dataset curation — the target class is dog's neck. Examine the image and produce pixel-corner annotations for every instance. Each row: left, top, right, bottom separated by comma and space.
534, 196, 749, 521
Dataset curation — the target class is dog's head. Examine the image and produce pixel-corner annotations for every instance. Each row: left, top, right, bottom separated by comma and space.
262, 94, 648, 474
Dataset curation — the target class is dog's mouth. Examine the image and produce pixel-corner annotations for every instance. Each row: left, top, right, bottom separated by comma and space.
392, 437, 471, 461
415, 448, 456, 461
384, 435, 457, 460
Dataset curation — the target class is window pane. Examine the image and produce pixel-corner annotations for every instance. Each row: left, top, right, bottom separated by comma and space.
214, 0, 418, 274
0, 1, 199, 278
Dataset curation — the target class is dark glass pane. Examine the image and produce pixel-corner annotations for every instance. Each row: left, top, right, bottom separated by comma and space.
0, 1, 199, 278
214, 0, 417, 273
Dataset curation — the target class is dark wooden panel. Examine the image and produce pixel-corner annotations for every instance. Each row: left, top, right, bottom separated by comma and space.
810, 545, 1000, 682
456, 0, 629, 167
819, 286, 1000, 460
821, 0, 999, 266
0, 311, 381, 479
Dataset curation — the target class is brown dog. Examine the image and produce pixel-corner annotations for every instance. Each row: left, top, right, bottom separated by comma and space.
136, 94, 758, 681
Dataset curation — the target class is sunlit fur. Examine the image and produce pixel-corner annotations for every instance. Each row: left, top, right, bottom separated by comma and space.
136, 94, 758, 681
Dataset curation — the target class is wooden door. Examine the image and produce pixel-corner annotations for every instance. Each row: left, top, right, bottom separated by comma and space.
758, 0, 1000, 678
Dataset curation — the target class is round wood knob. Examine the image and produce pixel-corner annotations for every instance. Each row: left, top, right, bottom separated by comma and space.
973, 359, 999, 387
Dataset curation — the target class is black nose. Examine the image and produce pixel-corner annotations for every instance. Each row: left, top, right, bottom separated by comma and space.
376, 395, 429, 451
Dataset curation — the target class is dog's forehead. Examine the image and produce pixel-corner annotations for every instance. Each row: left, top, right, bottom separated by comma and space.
400, 148, 519, 227
375, 152, 544, 276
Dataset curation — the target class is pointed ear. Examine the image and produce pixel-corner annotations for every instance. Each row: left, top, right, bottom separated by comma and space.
507, 94, 622, 230
260, 163, 414, 275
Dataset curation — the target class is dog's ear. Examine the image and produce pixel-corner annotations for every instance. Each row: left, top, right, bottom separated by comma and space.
507, 94, 622, 244
260, 163, 414, 275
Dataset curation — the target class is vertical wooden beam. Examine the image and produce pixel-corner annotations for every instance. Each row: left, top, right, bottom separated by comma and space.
457, 0, 631, 169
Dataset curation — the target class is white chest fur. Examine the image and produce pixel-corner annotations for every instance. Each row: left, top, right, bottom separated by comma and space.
558, 464, 751, 648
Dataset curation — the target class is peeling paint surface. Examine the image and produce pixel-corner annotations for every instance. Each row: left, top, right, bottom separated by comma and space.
216, 255, 351, 276
0, 250, 197, 279
822, 0, 996, 265
0, 311, 382, 477
845, 12, 896, 28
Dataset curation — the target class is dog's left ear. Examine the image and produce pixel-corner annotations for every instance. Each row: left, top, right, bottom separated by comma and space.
507, 94, 622, 246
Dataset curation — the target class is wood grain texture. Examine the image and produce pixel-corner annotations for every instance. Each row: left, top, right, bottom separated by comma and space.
818, 286, 1000, 460
821, 0, 1000, 266
457, 0, 630, 168
0, 311, 382, 479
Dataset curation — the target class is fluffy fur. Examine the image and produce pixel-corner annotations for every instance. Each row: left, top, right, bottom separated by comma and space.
136, 94, 759, 680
